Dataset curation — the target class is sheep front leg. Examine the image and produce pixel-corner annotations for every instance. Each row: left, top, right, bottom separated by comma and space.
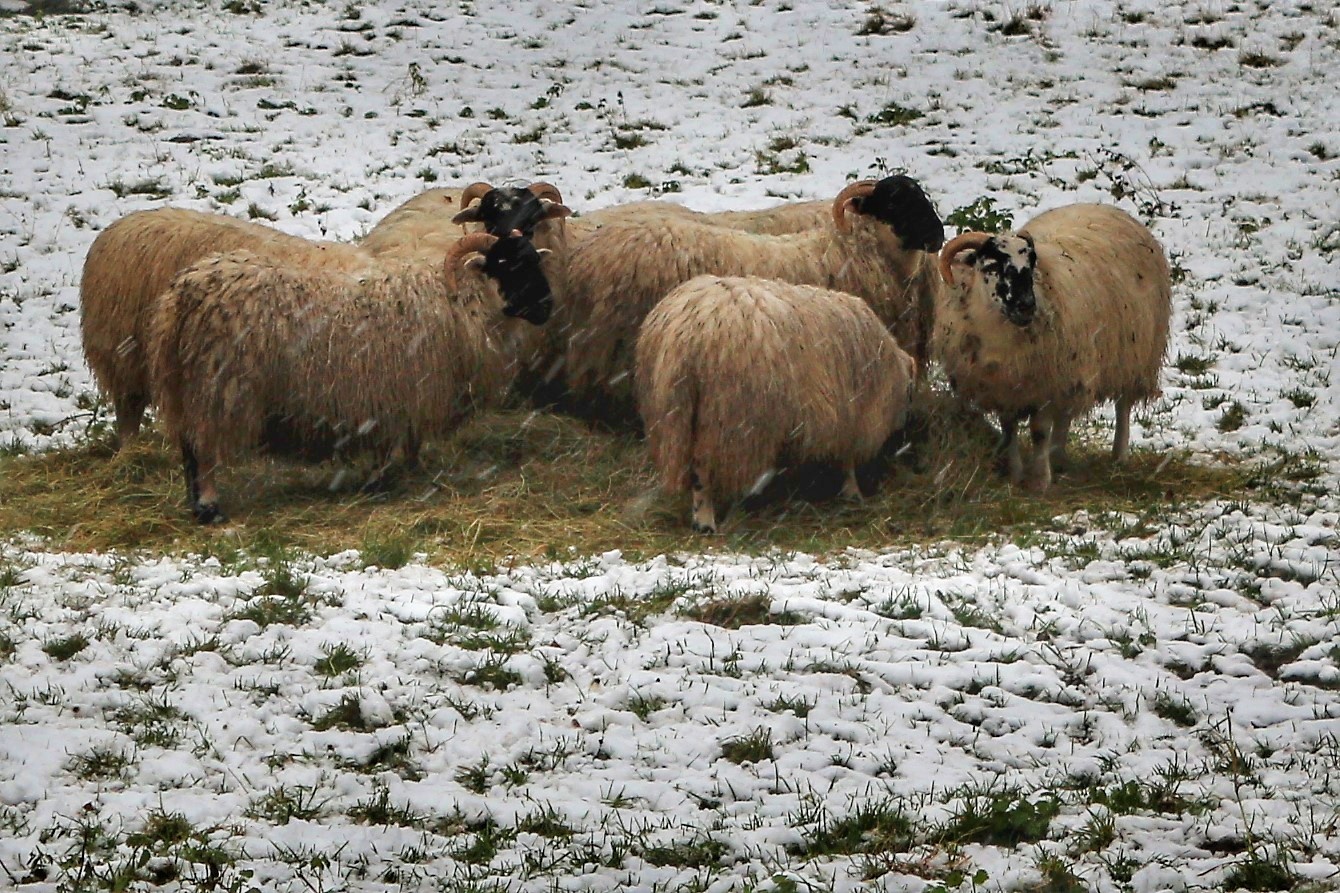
1050, 414, 1072, 475
181, 438, 226, 524
690, 468, 717, 534
997, 413, 1024, 483
1112, 396, 1133, 462
1024, 413, 1054, 493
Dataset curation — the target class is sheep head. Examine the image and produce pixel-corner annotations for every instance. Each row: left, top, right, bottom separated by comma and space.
939, 231, 1038, 327
446, 232, 555, 326
833, 175, 944, 252
451, 182, 572, 238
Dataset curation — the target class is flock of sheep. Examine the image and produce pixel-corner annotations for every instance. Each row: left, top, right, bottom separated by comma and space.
78, 175, 1173, 532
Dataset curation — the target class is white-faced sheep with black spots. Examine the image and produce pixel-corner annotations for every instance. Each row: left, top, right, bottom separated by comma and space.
147, 233, 554, 524
557, 176, 944, 421
935, 203, 1172, 492
635, 274, 917, 533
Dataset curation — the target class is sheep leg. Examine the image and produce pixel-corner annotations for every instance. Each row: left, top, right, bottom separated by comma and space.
1050, 414, 1072, 474
1113, 397, 1133, 462
690, 468, 717, 535
840, 462, 862, 500
181, 438, 226, 524
113, 391, 148, 447
997, 413, 1024, 482
363, 435, 419, 493
1024, 414, 1054, 493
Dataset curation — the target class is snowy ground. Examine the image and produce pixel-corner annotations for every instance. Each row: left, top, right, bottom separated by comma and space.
1, 1, 1338, 891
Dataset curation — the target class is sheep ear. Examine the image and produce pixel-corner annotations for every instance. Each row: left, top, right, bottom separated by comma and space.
462, 255, 488, 276
536, 248, 553, 257
541, 201, 572, 220
451, 207, 482, 225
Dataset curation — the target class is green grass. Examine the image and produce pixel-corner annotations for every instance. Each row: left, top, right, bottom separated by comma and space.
0, 399, 1254, 568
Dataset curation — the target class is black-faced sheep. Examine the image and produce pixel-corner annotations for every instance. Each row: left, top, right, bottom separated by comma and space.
79, 208, 373, 446
935, 203, 1172, 492
635, 275, 917, 533
147, 233, 553, 524
558, 176, 944, 421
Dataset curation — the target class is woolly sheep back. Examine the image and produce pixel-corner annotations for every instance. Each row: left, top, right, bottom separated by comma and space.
636, 275, 916, 532
80, 208, 376, 446
358, 187, 469, 261
79, 208, 355, 444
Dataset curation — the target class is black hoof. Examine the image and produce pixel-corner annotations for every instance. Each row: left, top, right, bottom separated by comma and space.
192, 502, 227, 525
690, 521, 717, 535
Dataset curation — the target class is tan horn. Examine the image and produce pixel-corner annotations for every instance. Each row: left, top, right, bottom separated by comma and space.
527, 182, 564, 204
459, 181, 494, 209
831, 179, 879, 232
451, 182, 496, 227
937, 231, 995, 286
443, 232, 499, 290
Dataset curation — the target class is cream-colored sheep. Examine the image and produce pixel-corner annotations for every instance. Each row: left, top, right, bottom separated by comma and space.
559, 176, 943, 422
79, 208, 371, 445
636, 275, 917, 533
357, 186, 471, 260
148, 233, 553, 523
577, 197, 828, 235
935, 203, 1172, 492
80, 187, 490, 447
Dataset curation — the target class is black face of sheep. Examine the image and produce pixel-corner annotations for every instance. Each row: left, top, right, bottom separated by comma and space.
977, 235, 1038, 327
479, 235, 555, 326
851, 175, 945, 252
452, 184, 571, 239
476, 187, 549, 237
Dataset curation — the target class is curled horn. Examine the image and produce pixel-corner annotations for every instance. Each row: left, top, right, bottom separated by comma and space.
460, 182, 494, 208
831, 179, 878, 232
443, 232, 499, 290
527, 182, 564, 204
451, 182, 496, 225
937, 231, 994, 286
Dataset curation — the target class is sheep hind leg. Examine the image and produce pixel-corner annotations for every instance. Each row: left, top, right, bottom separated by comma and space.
840, 462, 862, 500
113, 391, 149, 448
1112, 397, 1133, 463
181, 438, 226, 525
690, 468, 717, 535
1023, 414, 1054, 494
363, 435, 419, 494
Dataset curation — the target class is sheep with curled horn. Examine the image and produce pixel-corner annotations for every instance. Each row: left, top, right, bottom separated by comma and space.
556, 175, 944, 422
935, 203, 1172, 493
147, 232, 554, 524
79, 208, 378, 448
636, 275, 917, 534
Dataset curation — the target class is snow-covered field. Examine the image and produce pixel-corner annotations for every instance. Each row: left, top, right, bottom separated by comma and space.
1, 1, 1338, 890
